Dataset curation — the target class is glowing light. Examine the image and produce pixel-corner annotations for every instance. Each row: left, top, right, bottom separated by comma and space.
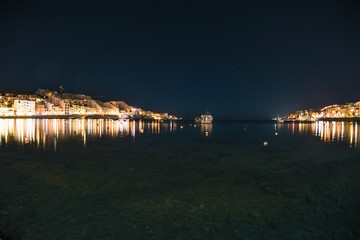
355, 123, 358, 148
350, 122, 353, 147
200, 124, 212, 136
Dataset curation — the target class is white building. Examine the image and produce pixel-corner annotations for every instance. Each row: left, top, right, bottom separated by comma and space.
45, 102, 55, 114
13, 100, 36, 116
70, 105, 88, 115
59, 100, 70, 115
0, 107, 14, 116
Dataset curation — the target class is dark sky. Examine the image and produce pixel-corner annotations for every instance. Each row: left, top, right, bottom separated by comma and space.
1, 0, 360, 119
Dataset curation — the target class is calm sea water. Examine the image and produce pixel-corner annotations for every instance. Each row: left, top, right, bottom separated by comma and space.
1, 119, 360, 240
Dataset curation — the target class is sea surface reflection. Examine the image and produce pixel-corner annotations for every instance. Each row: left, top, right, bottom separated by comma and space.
0, 119, 189, 150
1, 118, 359, 150
277, 121, 360, 149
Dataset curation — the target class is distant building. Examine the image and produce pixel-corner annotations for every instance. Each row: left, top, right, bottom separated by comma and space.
70, 105, 88, 115
35, 102, 46, 115
1, 88, 178, 119
59, 100, 70, 115
13, 100, 35, 116
0, 107, 14, 116
45, 102, 55, 113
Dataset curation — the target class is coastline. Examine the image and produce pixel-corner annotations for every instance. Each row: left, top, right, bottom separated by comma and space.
0, 115, 179, 122
319, 117, 360, 122
283, 118, 360, 123
1, 116, 360, 122
0, 114, 119, 119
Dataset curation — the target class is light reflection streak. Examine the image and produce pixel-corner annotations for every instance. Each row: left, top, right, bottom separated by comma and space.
201, 124, 213, 136
286, 121, 360, 149
4, 119, 359, 151
194, 123, 213, 136
0, 118, 162, 150
150, 120, 160, 134
355, 123, 358, 148
350, 123, 353, 147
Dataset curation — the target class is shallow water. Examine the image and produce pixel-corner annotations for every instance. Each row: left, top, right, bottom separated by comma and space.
1, 119, 360, 239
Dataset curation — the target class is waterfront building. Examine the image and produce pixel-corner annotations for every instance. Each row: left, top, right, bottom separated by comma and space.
59, 100, 70, 115
0, 107, 14, 116
35, 102, 47, 115
45, 102, 55, 114
1, 88, 178, 119
0, 92, 17, 107
70, 105, 88, 115
13, 100, 35, 116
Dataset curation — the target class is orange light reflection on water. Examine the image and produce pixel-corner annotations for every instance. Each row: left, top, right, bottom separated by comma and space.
284, 121, 360, 149
0, 118, 135, 150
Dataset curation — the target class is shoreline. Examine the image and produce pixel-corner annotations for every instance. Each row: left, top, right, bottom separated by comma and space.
1, 116, 360, 122
0, 115, 178, 121
283, 118, 360, 123
319, 117, 360, 122
0, 114, 119, 119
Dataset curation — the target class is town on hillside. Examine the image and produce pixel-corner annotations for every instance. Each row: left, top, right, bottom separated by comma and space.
0, 87, 180, 120
280, 101, 360, 122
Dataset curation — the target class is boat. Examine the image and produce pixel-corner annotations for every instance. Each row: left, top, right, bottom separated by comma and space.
117, 112, 130, 123
276, 116, 284, 123
195, 112, 213, 124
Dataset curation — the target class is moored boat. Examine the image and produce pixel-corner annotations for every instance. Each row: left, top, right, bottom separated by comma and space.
276, 117, 284, 123
195, 112, 213, 124
117, 113, 130, 122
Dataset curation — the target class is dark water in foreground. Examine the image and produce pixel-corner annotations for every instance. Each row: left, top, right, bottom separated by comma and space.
1, 119, 360, 240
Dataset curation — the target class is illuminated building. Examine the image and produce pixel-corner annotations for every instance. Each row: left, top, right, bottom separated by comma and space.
13, 100, 35, 116
285, 101, 360, 121
0, 88, 179, 119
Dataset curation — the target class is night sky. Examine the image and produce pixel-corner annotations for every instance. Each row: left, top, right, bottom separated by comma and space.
1, 1, 360, 119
